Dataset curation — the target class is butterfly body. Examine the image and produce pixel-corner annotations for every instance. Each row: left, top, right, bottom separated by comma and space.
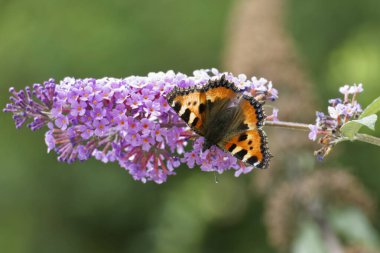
166, 75, 271, 169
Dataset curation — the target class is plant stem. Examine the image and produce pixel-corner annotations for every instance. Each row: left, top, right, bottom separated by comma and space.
265, 120, 380, 147
355, 133, 380, 147
264, 120, 310, 131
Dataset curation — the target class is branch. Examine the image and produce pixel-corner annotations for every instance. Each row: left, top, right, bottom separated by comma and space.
264, 120, 310, 131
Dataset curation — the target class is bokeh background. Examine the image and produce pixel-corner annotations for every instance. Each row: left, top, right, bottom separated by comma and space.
1, 0, 380, 252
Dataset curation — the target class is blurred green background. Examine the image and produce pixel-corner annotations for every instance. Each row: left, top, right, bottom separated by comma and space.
1, 0, 380, 252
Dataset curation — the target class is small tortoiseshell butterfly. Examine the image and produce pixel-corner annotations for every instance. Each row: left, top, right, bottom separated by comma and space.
166, 75, 271, 169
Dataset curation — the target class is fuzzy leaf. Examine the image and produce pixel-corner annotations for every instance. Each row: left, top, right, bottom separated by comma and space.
292, 220, 328, 253
360, 96, 380, 118
330, 207, 380, 247
341, 114, 377, 139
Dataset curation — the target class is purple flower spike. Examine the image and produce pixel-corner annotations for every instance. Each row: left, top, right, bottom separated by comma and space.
4, 81, 56, 130
310, 83, 365, 160
4, 69, 277, 183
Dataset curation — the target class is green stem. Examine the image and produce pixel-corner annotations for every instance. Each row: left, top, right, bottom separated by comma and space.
354, 133, 380, 147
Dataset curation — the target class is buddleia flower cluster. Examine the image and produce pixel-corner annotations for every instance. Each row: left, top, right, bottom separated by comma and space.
308, 84, 364, 160
4, 69, 278, 183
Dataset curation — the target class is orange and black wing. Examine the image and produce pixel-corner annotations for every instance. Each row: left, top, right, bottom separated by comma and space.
218, 95, 271, 169
167, 76, 271, 168
203, 75, 239, 103
166, 86, 207, 135
166, 75, 239, 135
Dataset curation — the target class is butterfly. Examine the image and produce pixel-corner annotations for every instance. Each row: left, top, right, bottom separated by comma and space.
166, 75, 271, 169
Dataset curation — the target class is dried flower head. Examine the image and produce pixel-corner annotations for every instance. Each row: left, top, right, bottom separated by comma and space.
344, 245, 380, 253
265, 169, 375, 250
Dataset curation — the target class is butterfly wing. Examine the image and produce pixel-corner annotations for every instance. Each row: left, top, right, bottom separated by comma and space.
167, 75, 271, 168
203, 76, 239, 103
166, 86, 207, 135
217, 95, 271, 168
166, 75, 239, 135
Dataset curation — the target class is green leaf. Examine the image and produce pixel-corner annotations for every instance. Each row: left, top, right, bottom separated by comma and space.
341, 114, 377, 139
330, 207, 380, 248
340, 96, 380, 139
292, 220, 328, 253
360, 96, 380, 118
